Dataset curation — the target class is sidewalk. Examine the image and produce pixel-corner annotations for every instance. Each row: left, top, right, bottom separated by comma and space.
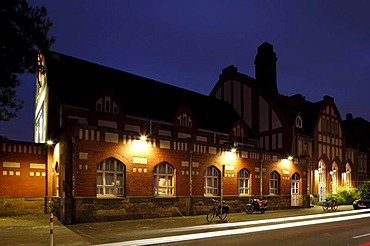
0, 205, 353, 246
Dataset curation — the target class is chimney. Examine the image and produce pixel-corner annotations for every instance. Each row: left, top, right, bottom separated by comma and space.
346, 113, 353, 121
254, 42, 278, 93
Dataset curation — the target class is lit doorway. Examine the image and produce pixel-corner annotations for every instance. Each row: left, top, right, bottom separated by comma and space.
291, 172, 300, 206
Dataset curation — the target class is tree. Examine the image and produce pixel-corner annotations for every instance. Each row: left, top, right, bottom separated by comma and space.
0, 0, 54, 121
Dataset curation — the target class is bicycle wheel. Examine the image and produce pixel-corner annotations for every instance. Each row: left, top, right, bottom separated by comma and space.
219, 210, 228, 220
206, 208, 215, 222
322, 203, 329, 211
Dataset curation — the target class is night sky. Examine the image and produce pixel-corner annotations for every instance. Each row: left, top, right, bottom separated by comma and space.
1, 0, 370, 142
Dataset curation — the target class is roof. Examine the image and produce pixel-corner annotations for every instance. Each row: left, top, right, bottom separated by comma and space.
343, 115, 370, 150
43, 50, 249, 135
272, 93, 325, 135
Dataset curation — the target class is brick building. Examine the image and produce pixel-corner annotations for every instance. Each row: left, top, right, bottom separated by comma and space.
0, 139, 47, 212
1, 42, 368, 224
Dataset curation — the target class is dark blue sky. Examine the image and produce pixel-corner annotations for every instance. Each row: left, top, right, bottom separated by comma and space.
1, 0, 370, 141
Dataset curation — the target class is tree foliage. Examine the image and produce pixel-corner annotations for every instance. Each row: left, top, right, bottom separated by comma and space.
0, 0, 54, 121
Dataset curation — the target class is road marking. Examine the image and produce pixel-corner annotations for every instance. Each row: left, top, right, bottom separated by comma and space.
96, 212, 370, 246
160, 209, 368, 233
353, 233, 370, 239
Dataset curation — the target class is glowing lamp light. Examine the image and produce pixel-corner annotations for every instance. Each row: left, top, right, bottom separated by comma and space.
140, 135, 147, 141
224, 150, 236, 162
46, 140, 54, 145
132, 135, 148, 152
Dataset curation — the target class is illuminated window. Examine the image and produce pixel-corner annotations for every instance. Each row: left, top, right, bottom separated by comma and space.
204, 166, 219, 196
269, 171, 280, 195
331, 163, 338, 194
35, 103, 44, 143
344, 163, 351, 189
154, 162, 174, 196
97, 158, 125, 197
238, 168, 250, 195
37, 53, 44, 87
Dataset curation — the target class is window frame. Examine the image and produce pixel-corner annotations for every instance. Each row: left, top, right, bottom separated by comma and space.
269, 171, 279, 195
204, 166, 220, 196
238, 168, 250, 195
154, 162, 174, 196
96, 157, 125, 197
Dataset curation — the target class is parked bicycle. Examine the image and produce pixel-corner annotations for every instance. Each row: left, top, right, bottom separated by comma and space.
206, 199, 230, 222
322, 197, 338, 211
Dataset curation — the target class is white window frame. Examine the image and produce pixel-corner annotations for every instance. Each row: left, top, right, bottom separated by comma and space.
154, 162, 174, 196
97, 158, 124, 197
296, 115, 302, 128
269, 171, 279, 195
204, 166, 219, 196
238, 168, 250, 195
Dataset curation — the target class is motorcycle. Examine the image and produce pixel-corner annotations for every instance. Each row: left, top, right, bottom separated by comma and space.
244, 197, 268, 214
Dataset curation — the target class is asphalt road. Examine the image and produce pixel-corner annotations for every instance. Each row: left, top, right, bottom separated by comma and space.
0, 205, 354, 246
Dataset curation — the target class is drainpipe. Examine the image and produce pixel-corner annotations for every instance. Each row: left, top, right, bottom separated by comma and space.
189, 149, 193, 215
71, 137, 76, 224
260, 159, 263, 196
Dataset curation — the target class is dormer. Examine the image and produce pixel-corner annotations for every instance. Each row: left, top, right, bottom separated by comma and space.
95, 95, 120, 115
174, 107, 195, 139
230, 120, 247, 144
177, 113, 193, 128
295, 113, 303, 129
93, 90, 123, 130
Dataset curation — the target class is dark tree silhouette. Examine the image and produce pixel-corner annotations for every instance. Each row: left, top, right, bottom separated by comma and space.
0, 0, 54, 121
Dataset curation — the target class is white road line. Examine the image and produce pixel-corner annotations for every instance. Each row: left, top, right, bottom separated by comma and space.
353, 233, 370, 239
161, 209, 369, 232
96, 211, 370, 246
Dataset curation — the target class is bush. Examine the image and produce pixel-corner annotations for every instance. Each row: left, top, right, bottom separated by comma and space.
329, 187, 360, 205
357, 183, 370, 196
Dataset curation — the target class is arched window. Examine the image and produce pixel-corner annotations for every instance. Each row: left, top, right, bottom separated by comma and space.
295, 115, 302, 128
318, 160, 327, 202
154, 162, 174, 196
97, 157, 125, 197
204, 166, 219, 196
269, 171, 280, 195
344, 163, 351, 189
331, 162, 338, 194
238, 168, 250, 195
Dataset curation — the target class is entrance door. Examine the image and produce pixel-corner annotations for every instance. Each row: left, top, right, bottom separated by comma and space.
291, 173, 300, 206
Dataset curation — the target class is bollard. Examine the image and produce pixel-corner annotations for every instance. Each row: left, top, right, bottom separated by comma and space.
50, 213, 53, 246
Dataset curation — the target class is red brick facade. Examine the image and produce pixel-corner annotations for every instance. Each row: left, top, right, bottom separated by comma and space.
0, 141, 47, 197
